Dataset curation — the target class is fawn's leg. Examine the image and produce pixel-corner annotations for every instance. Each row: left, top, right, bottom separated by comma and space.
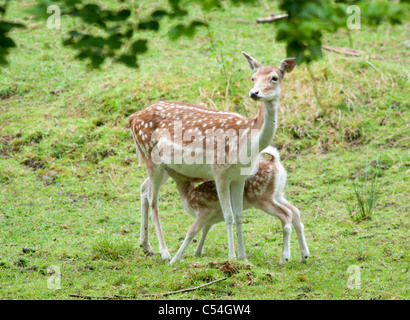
280, 198, 310, 262
170, 215, 208, 264
195, 224, 212, 257
264, 200, 293, 264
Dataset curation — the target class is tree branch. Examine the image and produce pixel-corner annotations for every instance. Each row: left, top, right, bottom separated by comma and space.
256, 14, 288, 24
69, 277, 227, 300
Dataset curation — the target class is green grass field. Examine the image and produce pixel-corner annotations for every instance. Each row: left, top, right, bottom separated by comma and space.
0, 0, 409, 300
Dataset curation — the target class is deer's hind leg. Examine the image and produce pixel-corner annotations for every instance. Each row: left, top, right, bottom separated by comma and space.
278, 197, 310, 262
140, 178, 154, 255
262, 200, 293, 264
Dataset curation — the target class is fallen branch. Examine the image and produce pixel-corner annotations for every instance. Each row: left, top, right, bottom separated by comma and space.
322, 46, 365, 57
69, 277, 227, 300
69, 293, 113, 300
256, 14, 288, 24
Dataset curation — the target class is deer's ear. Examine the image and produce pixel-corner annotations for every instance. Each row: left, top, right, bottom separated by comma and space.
279, 58, 296, 75
242, 51, 262, 73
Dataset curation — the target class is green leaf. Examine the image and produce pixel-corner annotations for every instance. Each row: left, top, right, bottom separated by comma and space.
307, 44, 322, 60
131, 40, 148, 54
138, 20, 160, 31
117, 9, 131, 21
167, 25, 184, 40
107, 33, 123, 49
151, 9, 168, 20
124, 28, 133, 39
0, 22, 25, 33
76, 50, 90, 60
78, 35, 105, 49
90, 53, 105, 68
117, 54, 138, 68
68, 30, 82, 38
0, 36, 15, 48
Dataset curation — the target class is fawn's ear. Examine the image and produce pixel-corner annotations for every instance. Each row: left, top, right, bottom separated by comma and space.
242, 51, 262, 73
279, 58, 296, 75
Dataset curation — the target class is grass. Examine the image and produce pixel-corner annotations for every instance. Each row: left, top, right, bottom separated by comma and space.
348, 168, 379, 223
0, 0, 409, 300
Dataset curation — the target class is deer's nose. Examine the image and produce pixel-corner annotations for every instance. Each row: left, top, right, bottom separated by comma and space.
249, 89, 260, 98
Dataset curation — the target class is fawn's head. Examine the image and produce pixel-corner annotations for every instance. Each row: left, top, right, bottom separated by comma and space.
242, 52, 296, 102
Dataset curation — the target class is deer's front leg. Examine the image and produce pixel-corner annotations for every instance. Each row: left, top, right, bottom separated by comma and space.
231, 179, 247, 261
215, 176, 236, 260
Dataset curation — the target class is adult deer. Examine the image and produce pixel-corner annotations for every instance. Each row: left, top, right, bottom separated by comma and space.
141, 146, 310, 265
129, 52, 296, 261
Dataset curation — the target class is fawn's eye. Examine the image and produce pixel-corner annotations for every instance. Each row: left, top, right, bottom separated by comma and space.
271, 75, 279, 82
251, 77, 254, 82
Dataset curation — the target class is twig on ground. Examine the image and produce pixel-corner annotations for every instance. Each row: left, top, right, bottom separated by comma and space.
69, 293, 114, 300
322, 46, 364, 57
69, 277, 227, 300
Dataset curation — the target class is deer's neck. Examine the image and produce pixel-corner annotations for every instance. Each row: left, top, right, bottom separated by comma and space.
252, 99, 279, 151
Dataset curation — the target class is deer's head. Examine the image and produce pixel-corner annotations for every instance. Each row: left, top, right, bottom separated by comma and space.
242, 52, 296, 102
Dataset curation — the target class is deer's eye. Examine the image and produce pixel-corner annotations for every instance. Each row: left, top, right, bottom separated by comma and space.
251, 77, 254, 82
271, 75, 279, 82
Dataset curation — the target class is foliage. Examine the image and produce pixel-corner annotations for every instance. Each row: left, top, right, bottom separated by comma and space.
0, 0, 252, 68
0, 0, 24, 65
201, 11, 244, 101
0, 0, 408, 68
276, 0, 409, 64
